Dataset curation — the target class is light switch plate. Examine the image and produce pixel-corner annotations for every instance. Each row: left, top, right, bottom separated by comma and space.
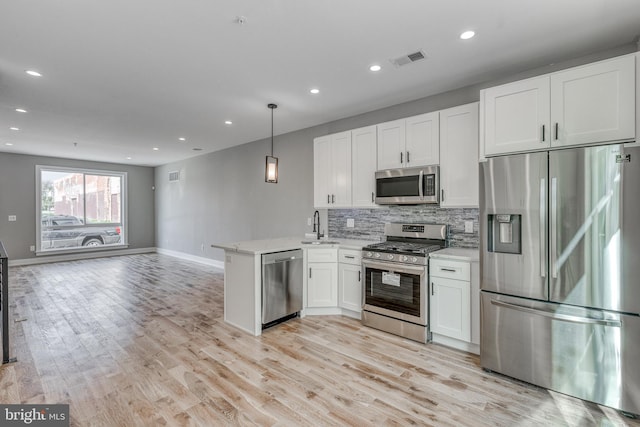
464, 221, 474, 233
346, 218, 355, 228
307, 217, 312, 226
8, 215, 16, 222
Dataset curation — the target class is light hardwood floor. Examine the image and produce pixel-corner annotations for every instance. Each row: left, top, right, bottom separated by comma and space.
0, 254, 637, 426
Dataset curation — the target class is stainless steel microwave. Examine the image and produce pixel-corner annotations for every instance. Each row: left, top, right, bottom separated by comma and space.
375, 165, 439, 205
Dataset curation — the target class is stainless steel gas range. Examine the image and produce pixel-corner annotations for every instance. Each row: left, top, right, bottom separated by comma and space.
361, 223, 447, 343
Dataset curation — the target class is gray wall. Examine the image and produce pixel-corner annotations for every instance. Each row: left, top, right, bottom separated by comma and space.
0, 152, 155, 260
155, 43, 637, 262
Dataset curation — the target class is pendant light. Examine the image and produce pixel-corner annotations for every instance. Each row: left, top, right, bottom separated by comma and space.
265, 103, 278, 183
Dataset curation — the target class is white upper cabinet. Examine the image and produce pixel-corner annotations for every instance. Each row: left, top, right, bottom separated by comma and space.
483, 76, 550, 156
440, 102, 479, 207
376, 119, 405, 170
377, 112, 439, 170
351, 125, 377, 207
482, 53, 636, 157
313, 131, 352, 208
406, 112, 440, 166
550, 54, 636, 147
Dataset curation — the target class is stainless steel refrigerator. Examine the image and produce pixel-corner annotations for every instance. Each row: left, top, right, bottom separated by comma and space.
480, 144, 640, 415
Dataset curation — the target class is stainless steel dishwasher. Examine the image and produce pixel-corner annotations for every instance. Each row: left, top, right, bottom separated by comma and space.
261, 249, 303, 328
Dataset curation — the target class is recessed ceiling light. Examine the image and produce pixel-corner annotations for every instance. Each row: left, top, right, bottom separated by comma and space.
5, 143, 13, 146
224, 120, 233, 125
15, 108, 27, 113
126, 156, 132, 160
310, 88, 320, 94
460, 30, 475, 40
9, 127, 20, 131
369, 64, 382, 72
192, 148, 203, 151
178, 137, 186, 141
153, 147, 159, 151
25, 70, 42, 77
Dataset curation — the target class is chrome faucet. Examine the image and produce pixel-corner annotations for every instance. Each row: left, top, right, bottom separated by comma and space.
313, 210, 324, 240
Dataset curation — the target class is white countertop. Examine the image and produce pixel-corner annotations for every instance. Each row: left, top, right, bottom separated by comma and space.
430, 247, 479, 262
212, 237, 375, 255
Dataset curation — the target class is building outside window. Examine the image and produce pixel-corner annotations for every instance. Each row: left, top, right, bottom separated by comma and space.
36, 166, 127, 253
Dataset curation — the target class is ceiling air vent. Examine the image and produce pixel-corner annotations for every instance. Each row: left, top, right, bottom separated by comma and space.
168, 171, 180, 182
390, 50, 427, 67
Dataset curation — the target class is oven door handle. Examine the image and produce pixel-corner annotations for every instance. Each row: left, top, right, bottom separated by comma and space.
362, 259, 426, 275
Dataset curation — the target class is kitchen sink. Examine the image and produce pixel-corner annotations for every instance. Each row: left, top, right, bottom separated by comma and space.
301, 240, 340, 245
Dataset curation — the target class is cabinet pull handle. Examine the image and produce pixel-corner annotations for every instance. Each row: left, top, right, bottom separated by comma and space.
400, 152, 403, 164
371, 192, 374, 203
555, 123, 559, 140
344, 255, 355, 259
431, 282, 434, 296
441, 189, 445, 202
542, 125, 545, 142
309, 268, 312, 279
440, 268, 456, 272
406, 151, 410, 163
358, 271, 361, 282
332, 194, 335, 204
327, 194, 330, 204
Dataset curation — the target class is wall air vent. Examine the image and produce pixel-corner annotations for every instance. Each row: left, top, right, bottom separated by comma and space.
390, 50, 427, 67
168, 171, 180, 182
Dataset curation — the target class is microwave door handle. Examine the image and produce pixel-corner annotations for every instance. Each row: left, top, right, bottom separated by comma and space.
418, 170, 424, 199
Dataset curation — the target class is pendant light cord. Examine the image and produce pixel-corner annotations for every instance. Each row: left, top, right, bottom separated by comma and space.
268, 103, 277, 156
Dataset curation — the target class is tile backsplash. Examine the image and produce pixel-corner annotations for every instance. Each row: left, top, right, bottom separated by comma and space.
328, 206, 479, 248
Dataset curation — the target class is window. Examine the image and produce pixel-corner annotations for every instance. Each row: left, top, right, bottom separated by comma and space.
36, 166, 127, 253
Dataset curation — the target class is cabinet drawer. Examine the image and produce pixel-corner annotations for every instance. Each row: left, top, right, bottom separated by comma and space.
306, 248, 338, 263
430, 258, 470, 281
339, 249, 361, 265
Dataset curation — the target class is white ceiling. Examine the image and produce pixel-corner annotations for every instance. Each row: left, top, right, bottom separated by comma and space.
1, 0, 639, 167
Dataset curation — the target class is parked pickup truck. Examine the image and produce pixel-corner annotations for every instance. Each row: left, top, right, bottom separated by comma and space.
41, 215, 122, 250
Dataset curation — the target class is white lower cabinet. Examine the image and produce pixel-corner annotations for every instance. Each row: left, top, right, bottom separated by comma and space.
338, 249, 362, 315
306, 248, 338, 308
429, 253, 479, 354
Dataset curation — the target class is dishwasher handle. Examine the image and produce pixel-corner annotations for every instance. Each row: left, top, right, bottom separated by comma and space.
262, 249, 304, 265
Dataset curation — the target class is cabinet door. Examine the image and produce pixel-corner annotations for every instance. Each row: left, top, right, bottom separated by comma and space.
351, 125, 377, 207
338, 263, 362, 312
406, 112, 439, 166
313, 136, 331, 208
483, 76, 550, 156
430, 277, 470, 341
307, 263, 338, 308
330, 131, 352, 207
550, 54, 635, 147
440, 103, 479, 207
377, 119, 405, 170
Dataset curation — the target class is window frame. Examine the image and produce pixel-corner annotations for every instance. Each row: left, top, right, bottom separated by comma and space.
36, 165, 128, 255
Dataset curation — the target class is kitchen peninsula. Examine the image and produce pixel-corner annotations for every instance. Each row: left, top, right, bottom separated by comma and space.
212, 237, 373, 336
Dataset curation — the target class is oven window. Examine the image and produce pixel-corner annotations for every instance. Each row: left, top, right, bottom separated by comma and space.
364, 266, 421, 317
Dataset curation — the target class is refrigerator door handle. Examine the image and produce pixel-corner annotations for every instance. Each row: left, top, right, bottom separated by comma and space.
540, 178, 546, 278
551, 177, 558, 279
490, 299, 622, 328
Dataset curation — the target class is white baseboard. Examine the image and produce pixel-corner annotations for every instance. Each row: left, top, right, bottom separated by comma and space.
431, 333, 480, 355
156, 248, 224, 270
9, 247, 156, 266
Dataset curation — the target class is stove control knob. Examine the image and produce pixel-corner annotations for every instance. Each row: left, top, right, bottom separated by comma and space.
402, 255, 408, 262
374, 253, 381, 258
366, 252, 373, 258
387, 254, 394, 260
412, 257, 418, 263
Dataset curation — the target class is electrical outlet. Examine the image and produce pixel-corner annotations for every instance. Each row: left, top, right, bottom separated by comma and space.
464, 221, 474, 233
307, 217, 312, 226
200, 243, 205, 252
30, 245, 35, 252
8, 215, 16, 222
347, 218, 355, 228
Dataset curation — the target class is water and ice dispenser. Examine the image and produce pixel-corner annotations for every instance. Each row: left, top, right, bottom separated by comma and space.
487, 214, 522, 254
